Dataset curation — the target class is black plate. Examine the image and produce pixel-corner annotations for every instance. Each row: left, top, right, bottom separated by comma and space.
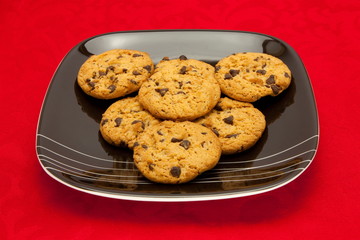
36, 30, 319, 201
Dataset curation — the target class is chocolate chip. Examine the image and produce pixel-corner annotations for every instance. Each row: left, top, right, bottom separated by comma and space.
133, 54, 143, 57
201, 132, 207, 135
143, 65, 152, 73
223, 115, 234, 125
160, 139, 165, 142
224, 73, 232, 79
130, 79, 138, 85
162, 56, 170, 61
179, 66, 187, 74
157, 130, 163, 135
215, 65, 221, 73
107, 66, 115, 71
262, 63, 267, 69
201, 141, 206, 147
133, 142, 139, 147
170, 166, 181, 178
229, 69, 240, 77
132, 120, 145, 128
122, 68, 128, 73
149, 164, 155, 171
99, 70, 107, 76
256, 70, 267, 75
132, 70, 141, 76
176, 91, 186, 95
284, 72, 290, 78
212, 128, 220, 137
225, 134, 238, 138
271, 85, 282, 95
178, 81, 183, 88
108, 85, 116, 93
114, 118, 122, 127
179, 55, 187, 60
266, 75, 275, 85
131, 120, 141, 124
117, 55, 123, 59
171, 138, 182, 143
155, 88, 169, 97
87, 81, 95, 89
142, 144, 148, 149
254, 57, 259, 61
179, 140, 191, 150
101, 119, 108, 126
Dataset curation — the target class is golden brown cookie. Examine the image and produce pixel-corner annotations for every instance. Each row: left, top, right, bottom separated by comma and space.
99, 96, 160, 149
196, 97, 266, 154
155, 55, 215, 78
215, 52, 292, 102
138, 56, 220, 121
133, 121, 222, 184
77, 49, 154, 99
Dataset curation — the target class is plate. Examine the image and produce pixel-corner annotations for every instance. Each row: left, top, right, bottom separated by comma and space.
36, 30, 319, 202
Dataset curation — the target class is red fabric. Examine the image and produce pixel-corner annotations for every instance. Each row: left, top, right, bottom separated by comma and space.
1, 0, 359, 239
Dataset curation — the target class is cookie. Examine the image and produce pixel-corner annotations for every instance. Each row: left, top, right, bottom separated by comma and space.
133, 121, 222, 184
215, 52, 292, 102
196, 97, 266, 154
138, 56, 221, 120
77, 49, 154, 99
99, 96, 161, 149
155, 55, 215, 78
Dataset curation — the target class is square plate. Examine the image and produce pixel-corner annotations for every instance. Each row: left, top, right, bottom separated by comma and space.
36, 30, 319, 202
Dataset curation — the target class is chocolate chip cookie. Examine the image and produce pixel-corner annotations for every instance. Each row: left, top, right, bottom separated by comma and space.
215, 52, 292, 102
133, 121, 222, 184
77, 49, 154, 99
138, 55, 221, 121
196, 97, 266, 154
100, 96, 161, 149
155, 55, 215, 78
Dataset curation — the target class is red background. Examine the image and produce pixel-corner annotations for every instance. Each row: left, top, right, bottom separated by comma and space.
1, 0, 359, 239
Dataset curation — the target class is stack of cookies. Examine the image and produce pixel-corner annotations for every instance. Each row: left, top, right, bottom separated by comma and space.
77, 49, 292, 184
